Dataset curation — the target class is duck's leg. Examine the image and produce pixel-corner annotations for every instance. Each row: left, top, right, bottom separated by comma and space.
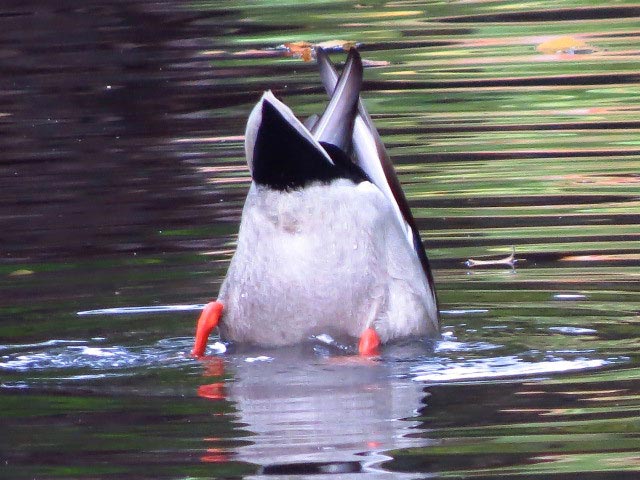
358, 295, 382, 356
191, 301, 223, 357
358, 327, 381, 356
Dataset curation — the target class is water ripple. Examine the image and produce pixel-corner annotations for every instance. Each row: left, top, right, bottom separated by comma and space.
412, 354, 611, 383
0, 335, 621, 390
0, 337, 195, 373
77, 304, 205, 316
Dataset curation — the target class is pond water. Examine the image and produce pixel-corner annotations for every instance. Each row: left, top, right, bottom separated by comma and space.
1, 1, 640, 478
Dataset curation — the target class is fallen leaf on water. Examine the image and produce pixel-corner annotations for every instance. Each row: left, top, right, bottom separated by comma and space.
536, 36, 598, 55
282, 41, 312, 52
281, 41, 312, 61
9, 269, 34, 276
281, 40, 359, 62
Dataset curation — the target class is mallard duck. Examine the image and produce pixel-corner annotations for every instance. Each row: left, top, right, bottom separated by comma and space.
192, 48, 439, 356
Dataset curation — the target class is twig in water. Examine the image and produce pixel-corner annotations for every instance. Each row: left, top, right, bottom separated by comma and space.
465, 247, 518, 268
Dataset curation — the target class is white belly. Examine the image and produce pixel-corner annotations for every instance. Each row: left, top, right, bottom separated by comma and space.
217, 179, 437, 346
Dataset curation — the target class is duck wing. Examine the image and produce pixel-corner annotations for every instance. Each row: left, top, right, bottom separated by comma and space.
316, 48, 439, 310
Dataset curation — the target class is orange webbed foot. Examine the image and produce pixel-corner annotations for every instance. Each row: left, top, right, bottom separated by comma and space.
191, 301, 223, 357
358, 327, 381, 356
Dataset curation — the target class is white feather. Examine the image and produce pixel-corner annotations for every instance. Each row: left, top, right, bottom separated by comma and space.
217, 179, 438, 346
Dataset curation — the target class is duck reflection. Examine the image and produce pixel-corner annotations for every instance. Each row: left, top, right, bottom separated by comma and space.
197, 345, 433, 477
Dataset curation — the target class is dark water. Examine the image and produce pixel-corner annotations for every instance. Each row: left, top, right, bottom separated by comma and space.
1, 1, 640, 478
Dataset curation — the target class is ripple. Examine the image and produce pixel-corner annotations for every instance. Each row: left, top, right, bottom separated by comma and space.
553, 293, 588, 300
0, 337, 196, 374
76, 304, 206, 316
549, 326, 598, 335
0, 334, 618, 393
411, 355, 610, 383
435, 340, 503, 352
441, 309, 489, 316
0, 339, 87, 352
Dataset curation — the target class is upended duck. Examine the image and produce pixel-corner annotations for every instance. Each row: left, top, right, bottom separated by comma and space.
192, 48, 439, 356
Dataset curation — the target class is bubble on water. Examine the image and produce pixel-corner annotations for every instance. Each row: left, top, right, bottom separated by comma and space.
209, 341, 227, 354
315, 334, 336, 345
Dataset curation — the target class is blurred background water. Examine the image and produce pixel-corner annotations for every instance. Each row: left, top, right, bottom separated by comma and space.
1, 1, 639, 478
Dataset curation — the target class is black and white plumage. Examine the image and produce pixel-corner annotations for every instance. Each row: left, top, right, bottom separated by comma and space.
215, 48, 439, 348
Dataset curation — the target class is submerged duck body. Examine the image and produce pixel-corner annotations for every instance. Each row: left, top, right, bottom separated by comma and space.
193, 49, 439, 355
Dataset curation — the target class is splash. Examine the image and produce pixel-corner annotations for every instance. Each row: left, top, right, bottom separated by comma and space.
0, 337, 196, 374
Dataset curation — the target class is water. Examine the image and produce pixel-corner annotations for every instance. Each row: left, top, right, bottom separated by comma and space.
1, 1, 640, 478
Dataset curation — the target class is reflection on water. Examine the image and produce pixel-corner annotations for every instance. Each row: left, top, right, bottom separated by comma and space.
219, 352, 427, 478
1, 0, 640, 478
1, 331, 623, 478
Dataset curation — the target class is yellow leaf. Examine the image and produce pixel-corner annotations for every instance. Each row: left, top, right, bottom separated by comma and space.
536, 36, 596, 54
282, 41, 313, 61
9, 269, 34, 276
283, 41, 312, 53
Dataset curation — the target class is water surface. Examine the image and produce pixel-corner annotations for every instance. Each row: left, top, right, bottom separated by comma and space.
1, 1, 639, 478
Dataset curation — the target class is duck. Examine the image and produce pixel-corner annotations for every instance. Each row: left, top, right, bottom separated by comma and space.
192, 48, 439, 357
